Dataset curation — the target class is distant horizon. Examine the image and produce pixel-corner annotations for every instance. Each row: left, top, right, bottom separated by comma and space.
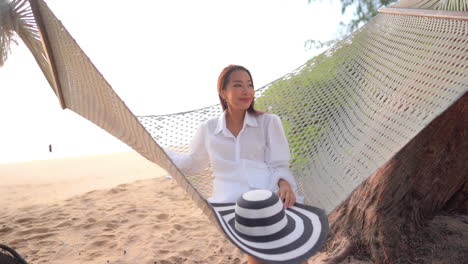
0, 149, 137, 165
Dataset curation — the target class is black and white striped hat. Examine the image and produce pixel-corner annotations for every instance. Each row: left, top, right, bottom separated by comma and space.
210, 189, 328, 264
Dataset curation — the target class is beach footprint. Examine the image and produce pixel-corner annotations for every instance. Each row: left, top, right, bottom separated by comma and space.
16, 227, 50, 236
14, 217, 35, 224
172, 224, 184, 231
0, 226, 13, 235
156, 213, 169, 220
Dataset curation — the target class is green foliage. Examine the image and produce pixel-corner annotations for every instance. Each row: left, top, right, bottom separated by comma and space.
256, 38, 360, 168
305, 0, 397, 49
338, 0, 396, 33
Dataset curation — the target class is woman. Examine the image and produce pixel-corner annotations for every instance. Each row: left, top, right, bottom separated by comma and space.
165, 65, 302, 263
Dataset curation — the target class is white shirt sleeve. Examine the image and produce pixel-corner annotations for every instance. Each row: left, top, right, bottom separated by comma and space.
265, 114, 298, 192
164, 122, 210, 175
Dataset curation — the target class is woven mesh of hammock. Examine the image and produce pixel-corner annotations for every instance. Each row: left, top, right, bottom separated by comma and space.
2, 0, 468, 220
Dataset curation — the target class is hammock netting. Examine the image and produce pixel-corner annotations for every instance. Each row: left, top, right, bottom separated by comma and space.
2, 0, 467, 222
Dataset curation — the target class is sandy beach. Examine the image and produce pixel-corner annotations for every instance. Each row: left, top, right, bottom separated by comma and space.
0, 152, 245, 263
1, 152, 466, 264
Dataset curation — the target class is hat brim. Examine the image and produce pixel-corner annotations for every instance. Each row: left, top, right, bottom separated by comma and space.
210, 202, 329, 264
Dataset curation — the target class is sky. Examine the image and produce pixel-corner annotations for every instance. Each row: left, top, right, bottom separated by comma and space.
0, 0, 354, 164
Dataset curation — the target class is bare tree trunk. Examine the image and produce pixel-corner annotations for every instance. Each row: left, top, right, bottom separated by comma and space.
316, 92, 467, 264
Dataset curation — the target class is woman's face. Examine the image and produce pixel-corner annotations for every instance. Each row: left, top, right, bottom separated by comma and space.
221, 70, 254, 112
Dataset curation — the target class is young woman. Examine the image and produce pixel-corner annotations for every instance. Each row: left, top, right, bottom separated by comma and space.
165, 65, 302, 263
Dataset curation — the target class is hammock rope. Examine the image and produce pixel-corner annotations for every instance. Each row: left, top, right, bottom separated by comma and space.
1, 0, 467, 220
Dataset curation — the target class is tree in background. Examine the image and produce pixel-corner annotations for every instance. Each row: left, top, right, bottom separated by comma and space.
305, 0, 467, 48
306, 0, 396, 49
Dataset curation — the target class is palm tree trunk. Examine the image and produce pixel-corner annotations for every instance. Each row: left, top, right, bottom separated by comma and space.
317, 92, 467, 263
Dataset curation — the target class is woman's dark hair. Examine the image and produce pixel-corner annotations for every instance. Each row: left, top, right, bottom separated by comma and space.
217, 65, 261, 114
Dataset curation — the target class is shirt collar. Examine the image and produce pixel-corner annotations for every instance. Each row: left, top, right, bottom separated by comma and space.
244, 111, 258, 128
214, 111, 258, 136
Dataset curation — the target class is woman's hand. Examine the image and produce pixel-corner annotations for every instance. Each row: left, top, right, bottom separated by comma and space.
277, 179, 296, 208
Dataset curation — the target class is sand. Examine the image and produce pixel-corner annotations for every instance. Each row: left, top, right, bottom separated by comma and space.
0, 152, 244, 264
0, 152, 466, 264
0, 152, 168, 211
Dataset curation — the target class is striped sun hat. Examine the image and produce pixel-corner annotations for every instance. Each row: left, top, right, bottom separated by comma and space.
210, 189, 328, 264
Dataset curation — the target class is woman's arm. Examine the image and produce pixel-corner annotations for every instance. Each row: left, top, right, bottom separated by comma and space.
164, 122, 210, 175
265, 114, 298, 208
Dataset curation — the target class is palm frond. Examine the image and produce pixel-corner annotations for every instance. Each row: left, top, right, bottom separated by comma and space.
0, 0, 38, 66
1, 0, 16, 66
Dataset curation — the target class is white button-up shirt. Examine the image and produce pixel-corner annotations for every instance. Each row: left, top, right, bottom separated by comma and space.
165, 111, 300, 203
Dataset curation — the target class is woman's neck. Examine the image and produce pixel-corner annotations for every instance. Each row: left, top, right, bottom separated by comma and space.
225, 109, 246, 137
226, 108, 246, 125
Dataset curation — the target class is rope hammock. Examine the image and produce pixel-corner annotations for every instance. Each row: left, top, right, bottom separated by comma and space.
1, 0, 467, 225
